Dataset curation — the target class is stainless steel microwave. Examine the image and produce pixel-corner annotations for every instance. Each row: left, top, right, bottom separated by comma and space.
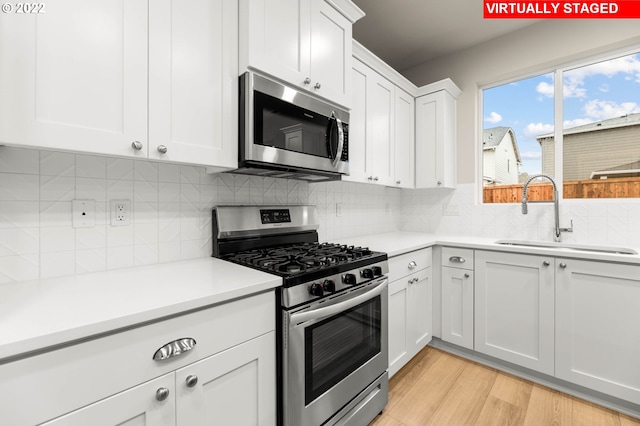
235, 72, 349, 181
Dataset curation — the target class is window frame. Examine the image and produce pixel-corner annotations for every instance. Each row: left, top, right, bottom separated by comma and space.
478, 44, 640, 205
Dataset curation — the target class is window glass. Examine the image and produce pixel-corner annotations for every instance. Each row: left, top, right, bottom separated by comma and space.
562, 52, 640, 199
482, 73, 554, 203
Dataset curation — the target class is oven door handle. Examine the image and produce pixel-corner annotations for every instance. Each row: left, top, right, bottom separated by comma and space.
290, 279, 388, 325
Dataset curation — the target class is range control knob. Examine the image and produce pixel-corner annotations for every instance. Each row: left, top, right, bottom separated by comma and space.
371, 266, 383, 277
323, 279, 336, 293
360, 268, 374, 279
309, 283, 324, 297
343, 273, 357, 285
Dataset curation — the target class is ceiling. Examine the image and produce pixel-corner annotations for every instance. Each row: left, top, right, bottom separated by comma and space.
351, 0, 540, 74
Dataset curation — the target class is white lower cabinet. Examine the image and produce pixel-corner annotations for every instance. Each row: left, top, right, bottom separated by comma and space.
474, 251, 555, 375
556, 259, 640, 404
388, 248, 432, 377
440, 248, 474, 350
1, 292, 276, 426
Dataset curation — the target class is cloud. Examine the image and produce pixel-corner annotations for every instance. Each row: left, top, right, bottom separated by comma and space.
583, 99, 640, 119
524, 122, 554, 138
563, 53, 640, 98
536, 81, 554, 98
484, 111, 502, 124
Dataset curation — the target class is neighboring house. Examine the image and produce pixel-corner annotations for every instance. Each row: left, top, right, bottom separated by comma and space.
538, 113, 640, 181
483, 127, 522, 185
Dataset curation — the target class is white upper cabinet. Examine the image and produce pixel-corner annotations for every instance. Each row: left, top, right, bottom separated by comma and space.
148, 0, 238, 170
0, 0, 238, 169
415, 80, 461, 189
0, 0, 148, 158
240, 0, 364, 108
343, 58, 395, 186
394, 88, 415, 188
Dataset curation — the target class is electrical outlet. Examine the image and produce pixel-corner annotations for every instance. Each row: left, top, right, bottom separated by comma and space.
72, 200, 95, 228
110, 199, 131, 226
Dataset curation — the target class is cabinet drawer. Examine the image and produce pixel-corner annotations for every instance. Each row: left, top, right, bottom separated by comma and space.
389, 248, 432, 280
0, 291, 275, 426
441, 247, 474, 270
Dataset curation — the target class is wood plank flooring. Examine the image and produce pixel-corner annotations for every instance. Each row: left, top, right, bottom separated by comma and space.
370, 346, 640, 426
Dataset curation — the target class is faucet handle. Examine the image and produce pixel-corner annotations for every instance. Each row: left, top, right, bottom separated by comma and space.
560, 219, 574, 233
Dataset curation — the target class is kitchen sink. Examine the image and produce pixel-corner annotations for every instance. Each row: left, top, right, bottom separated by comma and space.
494, 240, 638, 255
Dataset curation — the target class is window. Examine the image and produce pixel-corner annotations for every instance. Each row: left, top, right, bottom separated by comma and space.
482, 50, 640, 202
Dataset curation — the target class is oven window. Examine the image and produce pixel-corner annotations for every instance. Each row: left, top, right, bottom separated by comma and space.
304, 296, 381, 404
254, 91, 330, 158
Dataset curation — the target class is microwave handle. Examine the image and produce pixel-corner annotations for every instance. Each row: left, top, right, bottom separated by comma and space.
329, 112, 344, 168
290, 279, 387, 326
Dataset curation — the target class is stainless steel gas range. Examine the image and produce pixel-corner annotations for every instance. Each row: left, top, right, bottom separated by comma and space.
212, 205, 389, 426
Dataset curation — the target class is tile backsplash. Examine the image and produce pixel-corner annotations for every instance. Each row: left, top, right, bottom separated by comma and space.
2, 146, 638, 284
0, 146, 401, 283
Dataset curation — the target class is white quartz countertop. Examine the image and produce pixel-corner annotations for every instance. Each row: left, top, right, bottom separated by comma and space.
332, 231, 640, 264
0, 258, 280, 362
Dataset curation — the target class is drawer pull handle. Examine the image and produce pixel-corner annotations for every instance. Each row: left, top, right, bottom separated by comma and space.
449, 256, 466, 263
185, 375, 198, 388
156, 387, 170, 402
408, 261, 417, 270
153, 338, 196, 361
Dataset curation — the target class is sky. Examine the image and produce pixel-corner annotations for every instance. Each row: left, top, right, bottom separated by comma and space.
483, 51, 640, 176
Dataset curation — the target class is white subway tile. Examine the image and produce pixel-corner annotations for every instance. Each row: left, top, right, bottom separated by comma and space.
0, 147, 39, 174
76, 155, 106, 179
1, 173, 39, 201
0, 254, 38, 283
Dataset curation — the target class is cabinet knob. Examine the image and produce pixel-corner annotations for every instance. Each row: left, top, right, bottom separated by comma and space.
368, 176, 373, 181
437, 180, 442, 185
559, 262, 567, 269
131, 141, 143, 151
543, 260, 550, 266
185, 375, 198, 388
157, 145, 168, 154
408, 261, 417, 270
314, 82, 321, 90
464, 273, 470, 278
373, 177, 379, 182
396, 180, 401, 185
156, 387, 170, 402
304, 77, 311, 85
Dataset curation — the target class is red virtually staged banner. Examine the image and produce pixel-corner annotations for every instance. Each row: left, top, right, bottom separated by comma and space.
484, 1, 640, 18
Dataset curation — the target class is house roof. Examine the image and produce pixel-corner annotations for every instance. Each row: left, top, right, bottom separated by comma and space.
537, 112, 640, 141
483, 126, 522, 163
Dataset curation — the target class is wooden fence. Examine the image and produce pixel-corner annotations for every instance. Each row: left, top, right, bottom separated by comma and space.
483, 176, 640, 203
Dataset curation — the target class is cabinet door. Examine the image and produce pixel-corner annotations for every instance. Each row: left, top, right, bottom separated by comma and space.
475, 251, 554, 375
42, 374, 175, 426
388, 277, 409, 377
176, 332, 276, 426
393, 88, 415, 188
309, 0, 352, 107
415, 90, 457, 189
368, 72, 395, 186
441, 266, 474, 349
241, 0, 310, 88
344, 58, 373, 183
0, 0, 148, 158
556, 259, 640, 404
408, 267, 432, 354
149, 0, 237, 169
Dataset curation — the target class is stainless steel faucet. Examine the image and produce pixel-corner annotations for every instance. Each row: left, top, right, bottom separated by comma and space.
521, 174, 573, 242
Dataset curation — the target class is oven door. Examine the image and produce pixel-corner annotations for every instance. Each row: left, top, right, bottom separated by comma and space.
284, 278, 388, 426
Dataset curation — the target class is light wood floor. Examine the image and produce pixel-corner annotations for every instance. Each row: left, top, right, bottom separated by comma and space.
370, 346, 640, 426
